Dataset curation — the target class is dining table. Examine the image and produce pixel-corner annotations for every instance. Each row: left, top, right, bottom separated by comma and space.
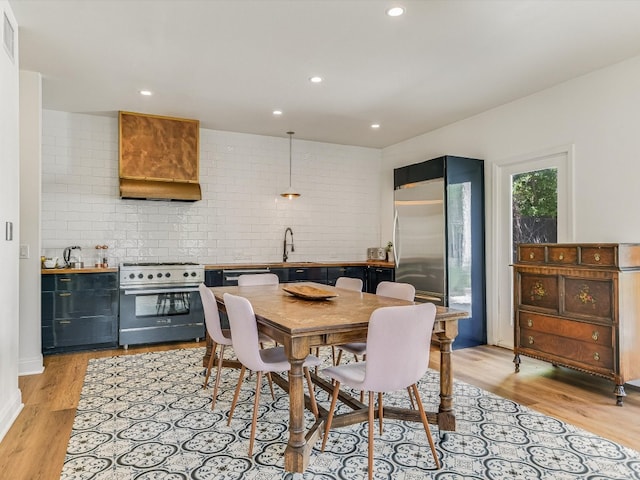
209, 282, 468, 475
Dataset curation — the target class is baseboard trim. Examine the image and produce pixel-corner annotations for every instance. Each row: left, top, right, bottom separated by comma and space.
0, 388, 23, 443
18, 354, 44, 376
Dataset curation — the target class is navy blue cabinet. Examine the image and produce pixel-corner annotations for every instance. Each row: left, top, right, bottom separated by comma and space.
366, 266, 395, 293
41, 272, 118, 354
205, 269, 223, 287
327, 266, 367, 287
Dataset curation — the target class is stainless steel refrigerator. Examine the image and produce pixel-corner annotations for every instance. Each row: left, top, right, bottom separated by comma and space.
393, 155, 486, 349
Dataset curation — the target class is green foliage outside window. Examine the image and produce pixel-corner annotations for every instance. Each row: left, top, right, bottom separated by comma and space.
512, 169, 558, 218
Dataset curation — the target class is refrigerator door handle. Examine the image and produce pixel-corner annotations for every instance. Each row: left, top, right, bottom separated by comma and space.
393, 209, 399, 267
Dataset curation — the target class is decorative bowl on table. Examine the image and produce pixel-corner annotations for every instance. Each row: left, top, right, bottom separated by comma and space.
282, 285, 338, 300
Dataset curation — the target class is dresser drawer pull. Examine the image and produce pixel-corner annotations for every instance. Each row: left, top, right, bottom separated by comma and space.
528, 336, 534, 345
529, 252, 535, 259
58, 292, 71, 297
558, 254, 564, 260
593, 352, 600, 361
59, 320, 71, 325
59, 278, 71, 282
527, 318, 533, 327
594, 253, 601, 262
592, 331, 599, 341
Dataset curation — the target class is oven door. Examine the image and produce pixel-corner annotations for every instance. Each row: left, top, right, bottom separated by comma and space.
119, 286, 204, 347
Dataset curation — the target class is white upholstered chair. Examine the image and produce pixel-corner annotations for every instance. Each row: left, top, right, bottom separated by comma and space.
223, 292, 321, 455
199, 283, 233, 411
335, 280, 415, 365
320, 302, 441, 478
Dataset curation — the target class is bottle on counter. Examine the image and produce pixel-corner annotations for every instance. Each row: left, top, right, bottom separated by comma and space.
95, 245, 109, 268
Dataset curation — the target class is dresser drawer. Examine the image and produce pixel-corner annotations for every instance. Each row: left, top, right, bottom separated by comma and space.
518, 329, 614, 370
563, 277, 613, 321
547, 246, 578, 265
580, 246, 616, 267
518, 245, 546, 264
518, 273, 559, 311
517, 311, 612, 345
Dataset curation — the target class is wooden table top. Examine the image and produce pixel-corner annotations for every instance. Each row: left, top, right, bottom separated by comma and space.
210, 282, 468, 338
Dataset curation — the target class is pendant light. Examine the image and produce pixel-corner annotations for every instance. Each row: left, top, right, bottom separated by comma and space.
281, 131, 301, 199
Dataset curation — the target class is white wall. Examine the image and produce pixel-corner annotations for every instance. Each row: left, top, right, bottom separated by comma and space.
41, 112, 382, 264
381, 54, 640, 343
19, 70, 43, 375
0, 0, 23, 442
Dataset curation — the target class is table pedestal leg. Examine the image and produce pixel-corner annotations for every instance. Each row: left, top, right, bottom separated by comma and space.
437, 328, 456, 431
284, 340, 311, 473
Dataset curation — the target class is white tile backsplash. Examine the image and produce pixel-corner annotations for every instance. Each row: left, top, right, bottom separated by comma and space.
42, 110, 383, 266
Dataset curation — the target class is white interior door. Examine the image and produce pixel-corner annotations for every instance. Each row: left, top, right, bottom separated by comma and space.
492, 146, 574, 348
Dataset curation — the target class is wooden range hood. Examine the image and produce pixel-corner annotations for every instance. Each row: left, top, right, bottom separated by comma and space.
119, 111, 202, 201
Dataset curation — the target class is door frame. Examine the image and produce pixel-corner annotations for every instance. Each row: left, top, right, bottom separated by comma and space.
489, 144, 575, 348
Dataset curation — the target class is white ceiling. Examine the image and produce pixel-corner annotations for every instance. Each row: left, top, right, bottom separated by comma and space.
9, 0, 640, 148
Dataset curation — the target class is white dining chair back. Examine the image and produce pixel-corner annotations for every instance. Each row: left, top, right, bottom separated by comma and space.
375, 280, 415, 301
335, 276, 363, 292
199, 283, 231, 346
199, 283, 233, 411
223, 292, 280, 372
223, 292, 321, 455
238, 273, 279, 286
321, 302, 440, 476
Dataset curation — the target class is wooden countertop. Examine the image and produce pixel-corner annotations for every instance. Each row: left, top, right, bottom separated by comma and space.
41, 261, 394, 274
41, 267, 118, 274
204, 260, 394, 269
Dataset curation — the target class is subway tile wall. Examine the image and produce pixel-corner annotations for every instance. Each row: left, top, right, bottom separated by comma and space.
41, 110, 382, 266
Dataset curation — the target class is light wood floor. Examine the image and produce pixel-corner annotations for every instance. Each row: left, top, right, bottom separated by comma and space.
1, 342, 639, 480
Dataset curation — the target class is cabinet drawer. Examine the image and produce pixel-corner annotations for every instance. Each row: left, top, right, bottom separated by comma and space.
54, 316, 117, 347
518, 273, 559, 311
518, 329, 613, 370
547, 246, 578, 265
580, 246, 616, 267
517, 311, 612, 345
564, 277, 613, 321
518, 245, 545, 264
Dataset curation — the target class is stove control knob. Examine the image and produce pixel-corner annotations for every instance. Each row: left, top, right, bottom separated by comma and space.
165, 272, 171, 278
191, 272, 197, 277
148, 274, 153, 279
183, 272, 189, 277
129, 273, 135, 279
138, 273, 143, 279
157, 273, 163, 278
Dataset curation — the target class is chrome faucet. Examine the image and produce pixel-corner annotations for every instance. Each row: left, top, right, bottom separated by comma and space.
283, 227, 294, 262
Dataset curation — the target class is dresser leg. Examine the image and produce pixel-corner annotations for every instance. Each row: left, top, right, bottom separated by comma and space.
513, 353, 521, 373
614, 384, 626, 406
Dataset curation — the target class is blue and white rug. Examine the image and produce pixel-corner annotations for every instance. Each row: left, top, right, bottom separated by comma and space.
61, 347, 640, 479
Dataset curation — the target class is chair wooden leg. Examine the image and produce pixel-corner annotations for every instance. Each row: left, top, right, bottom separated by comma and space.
378, 392, 383, 434
203, 341, 217, 388
314, 347, 320, 374
331, 346, 336, 365
368, 391, 375, 480
227, 365, 246, 426
321, 381, 341, 451
336, 349, 343, 366
411, 383, 441, 469
407, 386, 416, 409
248, 371, 262, 456
211, 345, 226, 411
304, 367, 319, 418
266, 372, 275, 400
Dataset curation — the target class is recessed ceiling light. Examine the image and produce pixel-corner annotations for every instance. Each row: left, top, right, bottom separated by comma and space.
273, 110, 283, 116
139, 90, 153, 96
309, 76, 323, 84
371, 124, 381, 129
386, 6, 405, 17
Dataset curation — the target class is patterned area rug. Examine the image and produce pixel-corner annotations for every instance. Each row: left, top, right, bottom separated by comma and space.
61, 348, 640, 480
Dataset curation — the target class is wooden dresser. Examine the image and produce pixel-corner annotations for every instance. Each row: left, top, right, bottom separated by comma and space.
513, 243, 640, 405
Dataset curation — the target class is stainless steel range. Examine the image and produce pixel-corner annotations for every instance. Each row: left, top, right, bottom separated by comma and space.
119, 262, 205, 348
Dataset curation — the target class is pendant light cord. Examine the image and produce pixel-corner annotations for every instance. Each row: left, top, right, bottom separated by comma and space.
288, 131, 294, 187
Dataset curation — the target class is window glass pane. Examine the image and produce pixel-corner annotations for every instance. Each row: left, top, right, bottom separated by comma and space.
512, 168, 558, 260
